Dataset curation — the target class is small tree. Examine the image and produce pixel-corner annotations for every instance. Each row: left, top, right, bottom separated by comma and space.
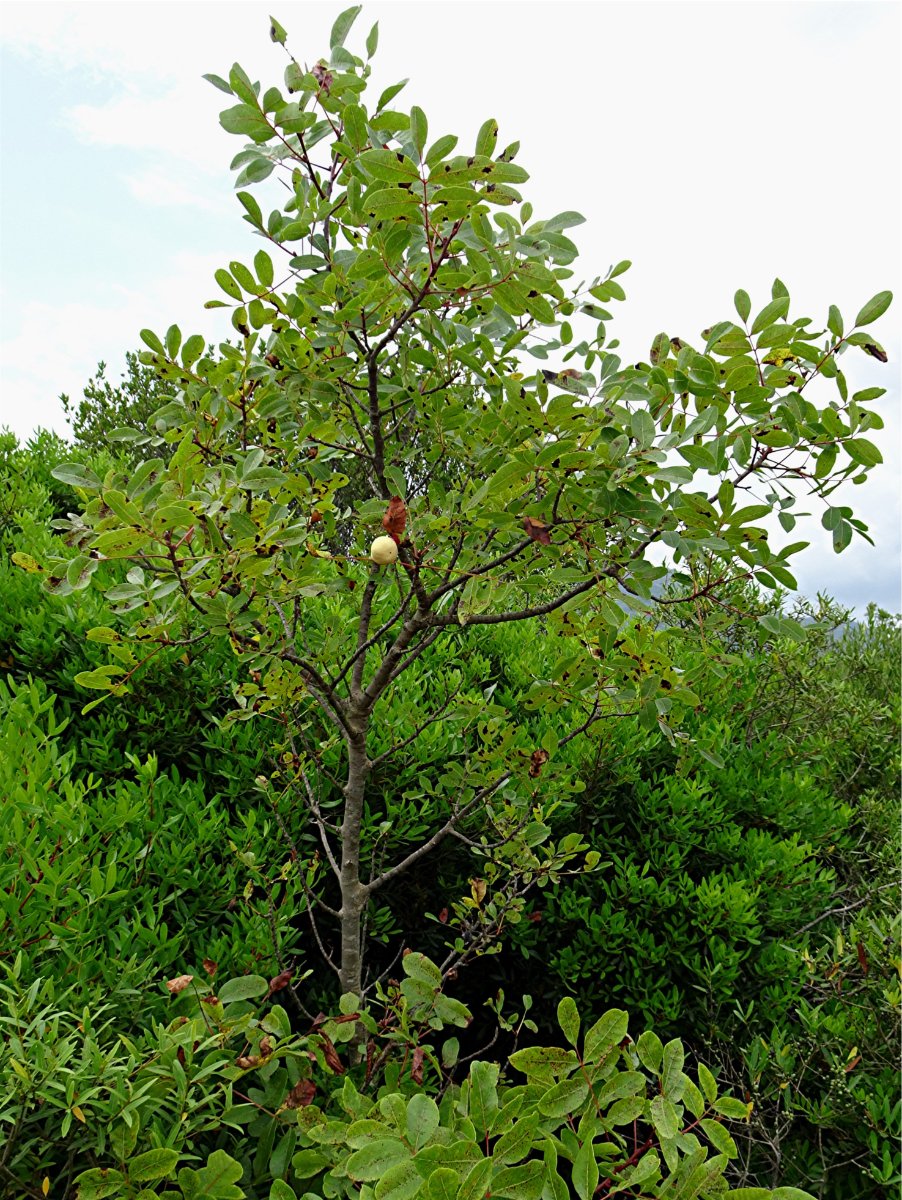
61, 352, 172, 462
22, 8, 891, 1002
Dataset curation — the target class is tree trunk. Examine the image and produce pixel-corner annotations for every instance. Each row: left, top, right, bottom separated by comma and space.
338, 722, 370, 997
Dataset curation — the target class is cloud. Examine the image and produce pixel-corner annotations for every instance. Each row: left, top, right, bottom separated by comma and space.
0, 251, 233, 440
66, 81, 230, 173
123, 164, 230, 213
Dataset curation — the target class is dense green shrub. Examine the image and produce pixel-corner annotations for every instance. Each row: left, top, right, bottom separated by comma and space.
2, 951, 810, 1200
3, 423, 896, 1199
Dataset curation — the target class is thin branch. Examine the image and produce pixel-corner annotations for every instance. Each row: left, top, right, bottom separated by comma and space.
427, 536, 535, 606
427, 576, 599, 629
351, 573, 379, 702
333, 587, 415, 690
368, 692, 456, 769
366, 698, 625, 894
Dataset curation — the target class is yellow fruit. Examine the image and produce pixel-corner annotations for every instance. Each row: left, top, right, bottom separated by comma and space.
370, 535, 399, 565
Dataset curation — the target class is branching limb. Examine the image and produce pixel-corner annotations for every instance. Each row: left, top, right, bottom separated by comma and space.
333, 586, 415, 690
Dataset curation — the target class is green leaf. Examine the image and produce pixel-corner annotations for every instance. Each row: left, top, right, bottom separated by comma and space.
377, 79, 409, 110
347, 1139, 410, 1181
182, 333, 206, 367
215, 268, 244, 301
254, 249, 275, 288
406, 1094, 440, 1148
508, 1046, 578, 1081
537, 1076, 589, 1118
734, 289, 751, 323
712, 1096, 750, 1119
366, 21, 379, 58
50, 463, 101, 492
203, 73, 233, 95
177, 1149, 244, 1199
218, 974, 269, 1003
290, 1149, 329, 1178
650, 1094, 678, 1140
606, 1096, 645, 1125
237, 191, 263, 226
491, 1160, 545, 1200
635, 1029, 663, 1073
129, 1149, 180, 1182
331, 5, 362, 50
701, 1118, 737, 1158
269, 15, 287, 44
557, 996, 580, 1045
139, 327, 165, 354
661, 1038, 685, 1098
571, 1138, 598, 1200
827, 304, 843, 338
543, 211, 585, 233
697, 1062, 717, 1103
469, 1060, 500, 1133
164, 324, 182, 357
844, 438, 882, 468
457, 1159, 492, 1200
583, 1008, 628, 1064
492, 1114, 539, 1166
833, 520, 853, 552
750, 295, 790, 335
475, 118, 498, 158
219, 104, 271, 141
402, 952, 442, 987
853, 290, 892, 327
74, 1170, 127, 1200
410, 106, 428, 157
239, 467, 288, 491
360, 148, 420, 182
424, 1169, 459, 1200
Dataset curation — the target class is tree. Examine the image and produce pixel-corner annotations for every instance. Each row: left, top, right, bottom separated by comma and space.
60, 351, 172, 462
21, 7, 891, 1002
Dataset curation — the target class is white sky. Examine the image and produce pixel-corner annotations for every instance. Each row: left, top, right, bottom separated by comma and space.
1, 0, 899, 611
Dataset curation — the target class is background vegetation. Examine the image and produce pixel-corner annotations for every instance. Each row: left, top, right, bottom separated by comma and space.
2, 424, 897, 1199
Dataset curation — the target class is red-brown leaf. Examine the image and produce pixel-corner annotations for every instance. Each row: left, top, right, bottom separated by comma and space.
382, 495, 407, 538
165, 974, 194, 995
528, 749, 549, 778
411, 1046, 425, 1085
856, 942, 869, 975
266, 967, 294, 998
284, 1078, 316, 1108
202, 958, 218, 977
320, 1033, 345, 1075
438, 907, 449, 924
522, 515, 551, 545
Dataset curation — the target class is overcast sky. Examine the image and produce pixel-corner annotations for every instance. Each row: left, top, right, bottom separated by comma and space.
1, 0, 899, 612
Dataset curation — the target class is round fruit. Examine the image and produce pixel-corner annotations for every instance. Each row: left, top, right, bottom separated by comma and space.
370, 535, 399, 565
